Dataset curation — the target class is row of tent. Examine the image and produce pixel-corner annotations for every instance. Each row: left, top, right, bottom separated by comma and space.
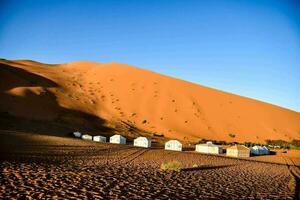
195, 141, 270, 157
73, 132, 269, 157
73, 132, 150, 148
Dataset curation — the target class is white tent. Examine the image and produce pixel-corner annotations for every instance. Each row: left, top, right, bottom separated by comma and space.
250, 146, 263, 155
110, 134, 126, 144
134, 137, 151, 148
93, 135, 106, 143
73, 131, 82, 138
195, 141, 223, 154
262, 146, 270, 155
251, 145, 269, 155
81, 134, 93, 140
165, 140, 182, 151
226, 145, 250, 158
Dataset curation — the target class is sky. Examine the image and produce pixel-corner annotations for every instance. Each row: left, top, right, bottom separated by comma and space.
0, 0, 300, 112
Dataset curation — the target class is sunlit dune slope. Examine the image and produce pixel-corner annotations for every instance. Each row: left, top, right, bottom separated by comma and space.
1, 59, 299, 143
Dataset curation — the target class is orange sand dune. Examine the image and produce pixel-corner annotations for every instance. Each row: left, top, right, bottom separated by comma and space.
0, 59, 299, 143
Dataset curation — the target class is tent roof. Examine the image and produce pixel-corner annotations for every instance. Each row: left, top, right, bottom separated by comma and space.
227, 145, 249, 151
252, 145, 264, 150
262, 146, 269, 150
111, 134, 125, 138
135, 137, 150, 141
196, 142, 219, 147
166, 140, 182, 144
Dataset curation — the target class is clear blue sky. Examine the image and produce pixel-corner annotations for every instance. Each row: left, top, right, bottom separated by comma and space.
1, 0, 299, 112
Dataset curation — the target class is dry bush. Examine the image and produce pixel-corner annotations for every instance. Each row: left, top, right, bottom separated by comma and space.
160, 161, 182, 172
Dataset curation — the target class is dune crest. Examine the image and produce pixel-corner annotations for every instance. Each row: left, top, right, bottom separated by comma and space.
1, 59, 300, 143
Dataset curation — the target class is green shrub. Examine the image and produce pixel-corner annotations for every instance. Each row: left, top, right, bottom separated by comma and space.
265, 139, 289, 148
198, 139, 228, 145
199, 138, 209, 143
289, 145, 300, 150
291, 140, 300, 148
160, 161, 182, 172
212, 140, 227, 145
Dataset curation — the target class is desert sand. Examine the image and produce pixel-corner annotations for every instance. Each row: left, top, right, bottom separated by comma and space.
0, 59, 300, 143
1, 59, 300, 199
0, 131, 298, 199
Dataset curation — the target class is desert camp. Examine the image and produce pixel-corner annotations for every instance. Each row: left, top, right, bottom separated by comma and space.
1, 0, 300, 198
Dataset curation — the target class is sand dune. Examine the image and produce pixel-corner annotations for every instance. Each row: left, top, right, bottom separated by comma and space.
0, 59, 300, 143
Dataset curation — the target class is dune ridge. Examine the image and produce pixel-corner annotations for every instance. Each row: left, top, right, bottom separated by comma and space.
0, 59, 300, 143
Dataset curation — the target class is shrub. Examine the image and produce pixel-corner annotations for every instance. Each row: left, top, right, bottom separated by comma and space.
212, 140, 227, 145
265, 139, 288, 148
291, 140, 300, 148
244, 142, 259, 147
199, 138, 209, 143
153, 133, 164, 137
198, 139, 228, 145
228, 133, 236, 138
160, 161, 182, 172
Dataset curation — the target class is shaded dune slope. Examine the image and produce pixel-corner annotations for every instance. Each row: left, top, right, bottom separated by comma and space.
0, 59, 299, 143
0, 61, 111, 136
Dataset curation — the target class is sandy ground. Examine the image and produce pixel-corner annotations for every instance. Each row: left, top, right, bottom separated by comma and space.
0, 132, 299, 199
248, 150, 300, 166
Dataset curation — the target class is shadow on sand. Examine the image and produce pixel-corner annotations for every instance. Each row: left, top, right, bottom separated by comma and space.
0, 62, 113, 138
181, 164, 235, 172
